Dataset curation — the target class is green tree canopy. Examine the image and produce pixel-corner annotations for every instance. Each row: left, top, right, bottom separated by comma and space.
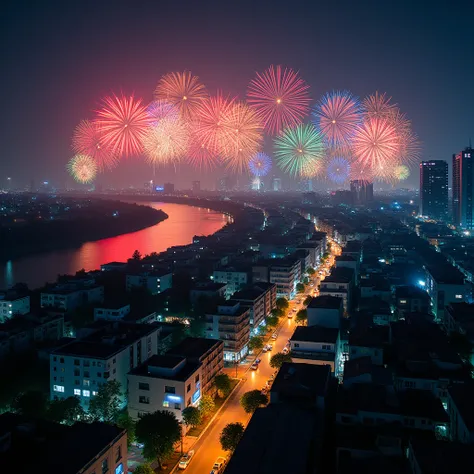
199, 394, 215, 418
136, 410, 181, 470
182, 406, 202, 428
47, 396, 84, 425
116, 411, 136, 446
214, 373, 232, 397
220, 422, 245, 451
240, 390, 268, 414
270, 352, 292, 369
276, 297, 289, 310
88, 380, 122, 423
296, 283, 305, 293
11, 391, 48, 418
266, 315, 279, 328
307, 267, 316, 275
248, 336, 264, 352
133, 464, 155, 474
304, 295, 312, 306
295, 309, 308, 325
271, 307, 284, 318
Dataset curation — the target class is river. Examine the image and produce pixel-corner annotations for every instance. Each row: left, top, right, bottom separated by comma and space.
0, 202, 229, 289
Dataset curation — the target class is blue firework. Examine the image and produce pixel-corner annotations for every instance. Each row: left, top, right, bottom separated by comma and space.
248, 152, 272, 177
327, 157, 351, 183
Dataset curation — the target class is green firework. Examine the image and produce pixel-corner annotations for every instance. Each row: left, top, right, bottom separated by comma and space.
274, 123, 325, 177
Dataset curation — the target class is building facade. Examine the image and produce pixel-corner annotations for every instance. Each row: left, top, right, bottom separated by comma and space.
126, 271, 172, 295
350, 180, 374, 205
0, 292, 30, 322
419, 160, 449, 220
453, 146, 474, 229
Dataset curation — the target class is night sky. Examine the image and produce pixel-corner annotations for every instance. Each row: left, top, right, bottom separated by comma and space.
1, 0, 473, 190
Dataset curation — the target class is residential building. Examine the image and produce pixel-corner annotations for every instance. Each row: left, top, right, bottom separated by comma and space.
50, 322, 160, 409
100, 261, 127, 272
94, 302, 131, 321
349, 326, 389, 366
306, 295, 343, 329
213, 267, 250, 298
253, 282, 277, 320
269, 258, 301, 299
41, 283, 104, 312
448, 381, 474, 443
335, 255, 359, 282
319, 267, 355, 313
0, 291, 30, 323
350, 180, 373, 205
232, 284, 276, 331
419, 160, 449, 220
192, 180, 200, 193
167, 337, 224, 396
452, 146, 474, 228
394, 285, 431, 317
290, 324, 340, 374
126, 270, 172, 295
128, 354, 202, 422
206, 301, 250, 362
164, 182, 174, 194
189, 281, 227, 305
272, 177, 282, 191
0, 413, 127, 474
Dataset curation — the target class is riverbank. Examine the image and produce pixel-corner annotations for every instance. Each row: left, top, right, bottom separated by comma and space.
0, 198, 168, 263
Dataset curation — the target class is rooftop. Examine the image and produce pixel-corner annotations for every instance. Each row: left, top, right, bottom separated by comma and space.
167, 337, 223, 361
448, 380, 474, 432
307, 295, 343, 310
323, 267, 354, 283
232, 288, 266, 301
349, 325, 389, 348
291, 325, 339, 344
129, 354, 200, 381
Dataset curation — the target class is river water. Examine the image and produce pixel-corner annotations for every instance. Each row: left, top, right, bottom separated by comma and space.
0, 202, 228, 289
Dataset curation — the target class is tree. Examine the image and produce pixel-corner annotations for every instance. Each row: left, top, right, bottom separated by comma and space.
240, 390, 268, 414
276, 297, 289, 310
133, 464, 155, 474
323, 251, 330, 259
11, 391, 47, 418
182, 406, 202, 428
296, 283, 305, 293
199, 394, 215, 418
258, 324, 268, 335
270, 352, 292, 369
136, 410, 181, 470
303, 277, 309, 285
449, 332, 473, 362
266, 315, 279, 328
248, 336, 264, 352
47, 396, 85, 425
214, 373, 232, 397
116, 411, 136, 446
132, 250, 142, 260
307, 267, 315, 276
220, 422, 244, 451
304, 295, 312, 306
295, 309, 308, 325
88, 380, 122, 423
271, 308, 284, 318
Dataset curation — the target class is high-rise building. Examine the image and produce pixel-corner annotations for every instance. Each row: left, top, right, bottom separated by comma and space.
419, 160, 448, 220
163, 182, 175, 194
350, 180, 373, 205
192, 180, 201, 193
453, 147, 474, 229
272, 177, 282, 192
216, 176, 235, 192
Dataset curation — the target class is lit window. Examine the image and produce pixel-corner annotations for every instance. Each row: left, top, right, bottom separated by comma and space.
163, 401, 170, 407
399, 299, 407, 304
92, 391, 98, 396
74, 389, 81, 396
83, 390, 90, 397
53, 385, 64, 392
455, 295, 463, 299
83, 379, 90, 386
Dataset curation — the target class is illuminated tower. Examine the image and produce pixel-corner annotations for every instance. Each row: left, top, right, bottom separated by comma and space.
419, 160, 448, 220
453, 147, 474, 228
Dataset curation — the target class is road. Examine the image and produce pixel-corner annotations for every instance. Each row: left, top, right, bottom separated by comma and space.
183, 238, 340, 474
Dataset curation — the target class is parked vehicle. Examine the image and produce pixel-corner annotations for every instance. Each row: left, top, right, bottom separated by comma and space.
178, 450, 195, 470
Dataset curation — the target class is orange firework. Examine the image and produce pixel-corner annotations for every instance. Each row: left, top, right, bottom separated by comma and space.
154, 71, 208, 119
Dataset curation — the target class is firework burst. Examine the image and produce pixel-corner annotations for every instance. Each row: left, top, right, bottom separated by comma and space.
154, 71, 208, 119
274, 123, 325, 178
327, 157, 351, 184
247, 65, 311, 135
248, 152, 272, 177
142, 116, 190, 166
394, 164, 410, 181
67, 155, 98, 184
72, 120, 118, 170
147, 100, 179, 126
363, 92, 398, 119
187, 130, 221, 170
313, 91, 363, 147
95, 94, 150, 158
220, 102, 264, 173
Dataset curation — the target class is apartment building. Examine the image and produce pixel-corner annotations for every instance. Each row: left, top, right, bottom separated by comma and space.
319, 267, 355, 313
41, 284, 104, 312
0, 291, 30, 322
233, 284, 276, 331
213, 267, 250, 298
206, 301, 250, 362
126, 270, 172, 295
269, 258, 301, 299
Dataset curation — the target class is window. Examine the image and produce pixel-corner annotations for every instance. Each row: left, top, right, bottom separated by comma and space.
294, 343, 299, 348
53, 367, 57, 372
83, 379, 90, 387
74, 380, 80, 386
104, 372, 110, 379
195, 374, 200, 384
53, 356, 57, 362
187, 384, 191, 393
113, 358, 116, 364
53, 385, 64, 392
97, 372, 102, 378
116, 445, 122, 462
165, 386, 176, 394
74, 389, 81, 396
399, 299, 407, 304
59, 377, 64, 383
139, 382, 150, 391
74, 359, 80, 366
83, 390, 90, 397
84, 371, 90, 378
174, 403, 182, 410
83, 360, 90, 367
74, 369, 80, 376
163, 401, 170, 407
93, 391, 98, 396
322, 345, 331, 350
139, 396, 150, 404
455, 294, 463, 299
102, 458, 109, 474
60, 357, 64, 363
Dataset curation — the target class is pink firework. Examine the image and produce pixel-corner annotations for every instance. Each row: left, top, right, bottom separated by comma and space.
247, 65, 311, 135
193, 93, 237, 156
154, 71, 208, 119
95, 94, 150, 158
72, 120, 118, 170
352, 117, 401, 181
187, 131, 221, 170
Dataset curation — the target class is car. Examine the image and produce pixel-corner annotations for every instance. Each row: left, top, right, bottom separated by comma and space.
133, 441, 145, 449
282, 347, 289, 355
250, 363, 259, 370
287, 313, 293, 319
292, 308, 297, 313
269, 373, 276, 380
210, 457, 227, 474
266, 379, 273, 387
255, 358, 261, 364
271, 333, 277, 340
262, 346, 268, 353
178, 450, 195, 470
261, 387, 268, 395
266, 344, 273, 351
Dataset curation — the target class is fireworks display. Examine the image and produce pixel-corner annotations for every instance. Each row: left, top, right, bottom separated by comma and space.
69, 65, 420, 186
95, 94, 150, 158
72, 120, 118, 170
155, 71, 208, 119
67, 155, 98, 183
247, 65, 311, 135
313, 91, 363, 147
274, 123, 325, 177
249, 152, 272, 177
327, 157, 351, 184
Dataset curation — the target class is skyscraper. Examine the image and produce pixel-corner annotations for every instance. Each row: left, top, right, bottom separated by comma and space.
272, 177, 282, 192
192, 181, 201, 193
419, 160, 448, 220
453, 147, 474, 229
350, 180, 373, 205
